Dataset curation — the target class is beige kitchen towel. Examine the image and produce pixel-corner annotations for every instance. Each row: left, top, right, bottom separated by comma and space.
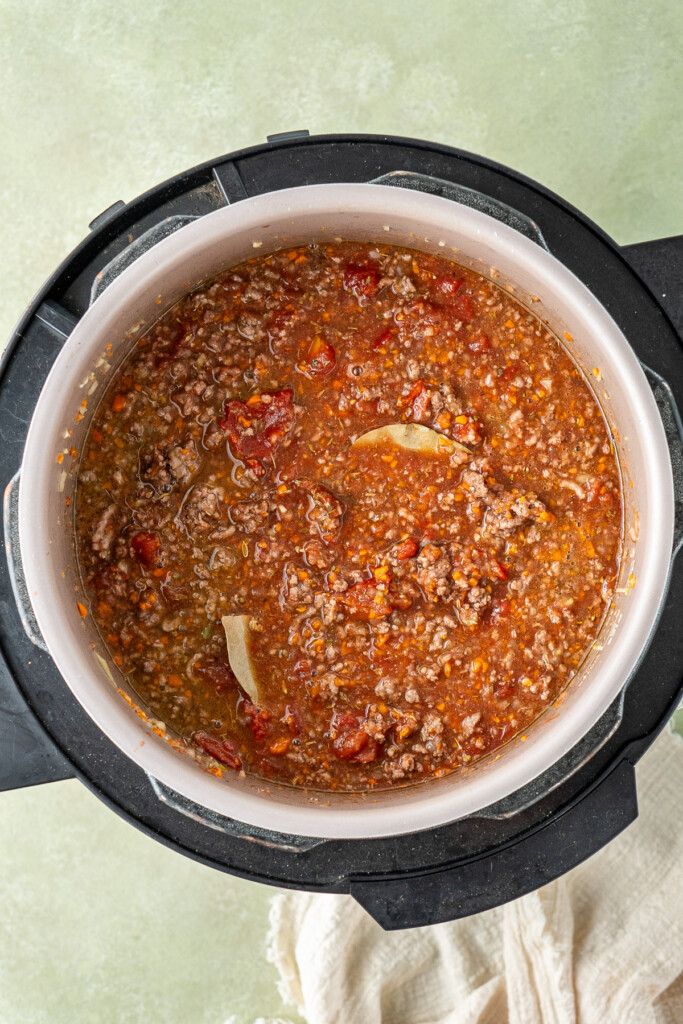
262, 725, 683, 1024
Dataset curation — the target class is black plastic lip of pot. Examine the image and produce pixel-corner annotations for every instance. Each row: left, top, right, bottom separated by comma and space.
0, 133, 682, 931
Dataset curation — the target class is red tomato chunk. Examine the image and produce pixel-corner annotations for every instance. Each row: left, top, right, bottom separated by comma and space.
331, 713, 381, 763
343, 262, 380, 297
130, 532, 160, 566
220, 389, 294, 473
193, 732, 242, 771
298, 336, 336, 378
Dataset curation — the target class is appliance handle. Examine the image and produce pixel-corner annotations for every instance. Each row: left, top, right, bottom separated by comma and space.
369, 170, 550, 251
626, 234, 683, 555
0, 639, 74, 791
1, 470, 74, 790
622, 235, 683, 340
350, 758, 637, 930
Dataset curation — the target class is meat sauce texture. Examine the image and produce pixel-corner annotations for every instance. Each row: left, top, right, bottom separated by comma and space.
75, 243, 622, 790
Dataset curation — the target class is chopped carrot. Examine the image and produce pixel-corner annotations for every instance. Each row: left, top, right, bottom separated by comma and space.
269, 738, 290, 755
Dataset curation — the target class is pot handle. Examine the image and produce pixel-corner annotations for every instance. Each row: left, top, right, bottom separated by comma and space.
3, 470, 46, 652
350, 758, 637, 930
641, 366, 683, 557
369, 170, 550, 251
1, 471, 74, 790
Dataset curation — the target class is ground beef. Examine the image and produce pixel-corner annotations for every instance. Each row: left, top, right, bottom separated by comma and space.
280, 563, 319, 609
416, 543, 457, 600
302, 538, 332, 570
91, 504, 119, 559
139, 439, 199, 492
179, 484, 225, 533
460, 468, 493, 500
229, 498, 273, 532
483, 491, 551, 537
298, 481, 345, 543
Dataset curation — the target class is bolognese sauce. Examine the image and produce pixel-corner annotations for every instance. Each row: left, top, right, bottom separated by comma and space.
75, 242, 622, 790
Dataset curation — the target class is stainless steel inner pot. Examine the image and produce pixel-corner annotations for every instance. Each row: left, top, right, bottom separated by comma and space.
15, 183, 676, 839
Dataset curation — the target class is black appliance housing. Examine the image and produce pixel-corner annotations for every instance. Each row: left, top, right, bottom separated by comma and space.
1, 133, 682, 931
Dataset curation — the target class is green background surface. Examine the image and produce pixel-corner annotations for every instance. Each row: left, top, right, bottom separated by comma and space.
0, 2, 681, 1021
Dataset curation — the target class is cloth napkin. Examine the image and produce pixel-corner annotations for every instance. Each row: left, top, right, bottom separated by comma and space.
261, 725, 683, 1024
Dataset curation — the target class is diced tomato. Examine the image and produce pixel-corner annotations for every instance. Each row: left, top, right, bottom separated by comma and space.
298, 336, 336, 378
429, 277, 473, 317
454, 293, 474, 322
195, 658, 236, 691
281, 704, 302, 736
469, 333, 491, 354
585, 477, 618, 507
494, 680, 514, 699
403, 381, 423, 404
343, 262, 380, 297
433, 274, 463, 298
193, 731, 242, 770
130, 531, 160, 567
490, 598, 511, 624
403, 380, 431, 422
267, 308, 298, 334
241, 699, 271, 741
339, 578, 394, 620
333, 727, 368, 759
390, 538, 419, 560
489, 559, 509, 581
330, 712, 380, 762
219, 388, 294, 473
373, 327, 394, 351
585, 478, 600, 504
499, 361, 522, 383
355, 740, 381, 763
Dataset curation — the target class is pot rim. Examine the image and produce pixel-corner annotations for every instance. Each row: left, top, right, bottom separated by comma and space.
17, 183, 675, 838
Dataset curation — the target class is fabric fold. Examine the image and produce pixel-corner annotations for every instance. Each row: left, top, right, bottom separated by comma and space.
264, 727, 683, 1024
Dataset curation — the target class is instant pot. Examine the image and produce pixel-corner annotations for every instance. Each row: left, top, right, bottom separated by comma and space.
2, 133, 682, 930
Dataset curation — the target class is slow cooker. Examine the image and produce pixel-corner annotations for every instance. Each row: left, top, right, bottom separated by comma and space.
1, 133, 682, 930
